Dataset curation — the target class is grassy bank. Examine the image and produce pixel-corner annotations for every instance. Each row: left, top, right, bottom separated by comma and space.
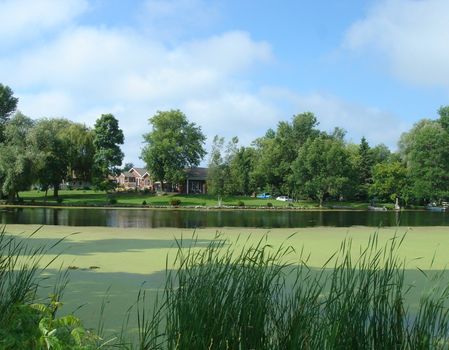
15, 190, 374, 209
4, 224, 449, 348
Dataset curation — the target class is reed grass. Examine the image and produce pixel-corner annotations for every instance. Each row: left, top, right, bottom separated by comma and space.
131, 232, 449, 349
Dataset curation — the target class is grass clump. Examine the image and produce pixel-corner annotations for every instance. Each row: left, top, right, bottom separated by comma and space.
169, 198, 181, 206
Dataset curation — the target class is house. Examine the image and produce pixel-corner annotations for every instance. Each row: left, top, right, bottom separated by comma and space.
116, 168, 153, 190
182, 167, 208, 194
116, 166, 208, 193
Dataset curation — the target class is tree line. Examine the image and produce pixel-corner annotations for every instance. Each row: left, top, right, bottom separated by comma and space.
2, 82, 449, 205
0, 84, 125, 201
206, 108, 449, 206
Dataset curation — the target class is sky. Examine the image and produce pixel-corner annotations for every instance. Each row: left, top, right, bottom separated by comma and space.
1, 0, 448, 165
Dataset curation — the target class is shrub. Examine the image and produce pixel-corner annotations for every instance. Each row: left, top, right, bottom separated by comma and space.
237, 200, 245, 207
142, 200, 147, 205
108, 197, 117, 205
170, 198, 181, 206
267, 202, 273, 208
56, 197, 63, 204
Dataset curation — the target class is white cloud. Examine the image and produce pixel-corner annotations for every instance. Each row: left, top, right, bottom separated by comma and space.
0, 0, 88, 45
344, 0, 449, 87
1, 23, 273, 163
1, 0, 407, 165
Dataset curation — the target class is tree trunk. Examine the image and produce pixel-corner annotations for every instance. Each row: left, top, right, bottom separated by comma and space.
8, 191, 15, 204
53, 184, 59, 198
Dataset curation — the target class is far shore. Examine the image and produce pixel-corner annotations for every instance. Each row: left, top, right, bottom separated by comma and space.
7, 224, 449, 332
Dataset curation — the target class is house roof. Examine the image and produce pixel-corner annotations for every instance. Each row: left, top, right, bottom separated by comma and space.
185, 167, 208, 180
130, 168, 148, 177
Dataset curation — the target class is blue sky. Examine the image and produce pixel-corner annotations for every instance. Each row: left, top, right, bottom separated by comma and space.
1, 0, 448, 165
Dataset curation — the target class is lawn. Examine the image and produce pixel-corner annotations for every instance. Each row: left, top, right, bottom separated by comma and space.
6, 224, 449, 335
17, 189, 373, 209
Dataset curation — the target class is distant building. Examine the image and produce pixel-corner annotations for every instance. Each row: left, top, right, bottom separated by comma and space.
116, 166, 208, 194
116, 168, 153, 190
182, 167, 208, 194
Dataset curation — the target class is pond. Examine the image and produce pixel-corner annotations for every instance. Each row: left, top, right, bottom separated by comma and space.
0, 207, 448, 228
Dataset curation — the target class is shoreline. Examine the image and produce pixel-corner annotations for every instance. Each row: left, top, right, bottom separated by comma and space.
0, 203, 424, 212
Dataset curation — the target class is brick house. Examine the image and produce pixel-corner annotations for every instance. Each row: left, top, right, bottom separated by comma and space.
116, 168, 153, 190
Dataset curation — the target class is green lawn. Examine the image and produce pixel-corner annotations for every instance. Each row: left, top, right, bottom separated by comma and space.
17, 189, 373, 209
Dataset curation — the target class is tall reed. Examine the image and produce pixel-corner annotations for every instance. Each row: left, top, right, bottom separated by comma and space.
133, 232, 449, 349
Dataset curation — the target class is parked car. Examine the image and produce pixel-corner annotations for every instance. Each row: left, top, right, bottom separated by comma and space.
276, 196, 292, 202
256, 193, 271, 199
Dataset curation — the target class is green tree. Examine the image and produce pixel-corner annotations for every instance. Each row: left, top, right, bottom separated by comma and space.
369, 161, 409, 203
229, 146, 256, 195
355, 137, 373, 200
291, 134, 352, 206
92, 114, 124, 190
0, 112, 35, 201
369, 143, 392, 165
60, 122, 95, 184
0, 84, 19, 142
141, 110, 206, 187
252, 112, 320, 195
438, 105, 449, 132
410, 123, 449, 201
207, 136, 227, 202
28, 118, 72, 197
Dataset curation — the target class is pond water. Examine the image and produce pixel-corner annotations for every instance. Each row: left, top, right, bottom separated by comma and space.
0, 207, 448, 228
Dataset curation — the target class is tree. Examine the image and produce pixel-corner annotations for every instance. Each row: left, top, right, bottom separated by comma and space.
0, 112, 35, 201
291, 134, 352, 206
207, 136, 227, 202
141, 110, 206, 187
92, 114, 124, 190
438, 105, 449, 132
251, 112, 320, 195
369, 161, 409, 203
355, 137, 373, 200
60, 122, 95, 184
0, 84, 19, 142
28, 118, 71, 197
399, 118, 449, 201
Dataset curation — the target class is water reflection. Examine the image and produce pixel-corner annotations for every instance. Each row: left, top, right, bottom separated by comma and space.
0, 208, 448, 228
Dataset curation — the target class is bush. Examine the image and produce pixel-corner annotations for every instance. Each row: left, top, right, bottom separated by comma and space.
237, 200, 245, 207
170, 198, 181, 206
56, 197, 63, 204
142, 200, 147, 206
108, 197, 117, 205
267, 202, 273, 208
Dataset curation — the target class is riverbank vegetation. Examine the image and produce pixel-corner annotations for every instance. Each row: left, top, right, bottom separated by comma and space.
1, 83, 449, 207
16, 189, 375, 209
4, 225, 449, 348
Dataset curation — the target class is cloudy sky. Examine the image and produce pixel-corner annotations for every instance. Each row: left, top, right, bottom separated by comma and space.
1, 0, 448, 165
